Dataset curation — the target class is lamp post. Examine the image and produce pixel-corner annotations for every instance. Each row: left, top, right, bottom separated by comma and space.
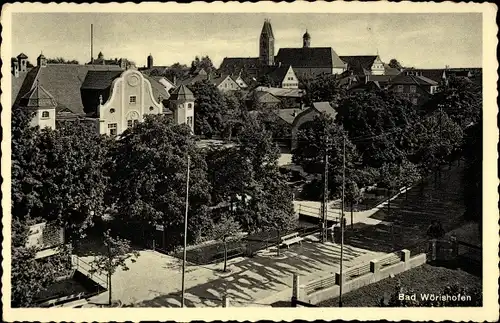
339, 136, 346, 307
181, 155, 190, 308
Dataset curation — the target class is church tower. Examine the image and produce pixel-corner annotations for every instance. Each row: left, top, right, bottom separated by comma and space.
259, 19, 275, 66
147, 53, 154, 69
303, 30, 311, 48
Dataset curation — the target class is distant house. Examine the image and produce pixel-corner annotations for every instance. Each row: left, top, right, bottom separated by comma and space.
291, 102, 337, 150
340, 55, 401, 77
252, 86, 305, 109
246, 90, 282, 110
210, 74, 241, 92
87, 51, 133, 69
261, 64, 299, 89
151, 76, 176, 96
387, 72, 439, 106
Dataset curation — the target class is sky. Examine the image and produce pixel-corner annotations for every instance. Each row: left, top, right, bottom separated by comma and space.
11, 12, 482, 69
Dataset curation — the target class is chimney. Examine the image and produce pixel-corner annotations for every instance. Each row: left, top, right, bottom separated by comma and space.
12, 60, 19, 78
90, 24, 94, 64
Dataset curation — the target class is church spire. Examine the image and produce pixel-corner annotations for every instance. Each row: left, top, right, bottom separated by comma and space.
259, 19, 275, 66
303, 29, 311, 48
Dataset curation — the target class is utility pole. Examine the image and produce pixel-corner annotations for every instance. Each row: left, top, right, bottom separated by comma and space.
181, 155, 190, 308
339, 135, 346, 307
321, 135, 329, 243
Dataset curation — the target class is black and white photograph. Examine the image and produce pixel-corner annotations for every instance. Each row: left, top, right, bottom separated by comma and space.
1, 2, 498, 322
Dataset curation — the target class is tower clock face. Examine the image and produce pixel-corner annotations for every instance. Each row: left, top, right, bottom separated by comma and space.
128, 74, 140, 87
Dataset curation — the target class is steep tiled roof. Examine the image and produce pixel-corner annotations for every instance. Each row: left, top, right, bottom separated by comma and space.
276, 47, 346, 68
11, 70, 31, 106
19, 82, 57, 110
210, 75, 233, 87
143, 74, 171, 100
404, 69, 446, 82
261, 19, 275, 38
365, 75, 397, 83
262, 65, 292, 84
383, 64, 402, 76
170, 85, 195, 101
312, 102, 336, 117
219, 57, 260, 74
81, 70, 123, 90
340, 55, 378, 75
278, 108, 302, 124
253, 91, 281, 104
254, 86, 304, 98
15, 64, 124, 115
390, 74, 438, 86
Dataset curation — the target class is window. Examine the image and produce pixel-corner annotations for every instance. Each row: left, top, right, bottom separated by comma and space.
410, 85, 417, 93
397, 85, 404, 92
149, 106, 154, 111
108, 123, 117, 136
127, 120, 139, 128
412, 98, 418, 105
110, 108, 115, 113
41, 111, 49, 118
187, 103, 192, 109
187, 116, 193, 127
129, 96, 137, 104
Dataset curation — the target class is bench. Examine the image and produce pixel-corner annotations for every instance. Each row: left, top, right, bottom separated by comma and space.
344, 262, 371, 280
378, 252, 401, 267
280, 232, 304, 249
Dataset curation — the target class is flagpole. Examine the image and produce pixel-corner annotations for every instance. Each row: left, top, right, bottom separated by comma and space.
339, 136, 345, 307
181, 155, 190, 308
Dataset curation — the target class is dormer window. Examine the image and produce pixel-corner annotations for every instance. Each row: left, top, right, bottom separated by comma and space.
41, 111, 49, 118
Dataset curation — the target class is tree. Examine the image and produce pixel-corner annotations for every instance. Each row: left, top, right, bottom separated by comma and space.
388, 58, 403, 70
89, 229, 139, 305
410, 110, 463, 179
189, 80, 228, 138
11, 218, 72, 307
11, 105, 42, 222
462, 119, 482, 223
210, 215, 241, 272
46, 57, 79, 64
292, 113, 361, 199
12, 116, 111, 238
109, 115, 211, 247
232, 116, 297, 234
220, 91, 248, 140
423, 76, 482, 129
336, 91, 418, 168
190, 55, 214, 74
300, 73, 345, 106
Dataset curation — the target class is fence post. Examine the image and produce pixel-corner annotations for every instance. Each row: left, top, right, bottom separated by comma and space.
222, 295, 229, 308
292, 274, 300, 307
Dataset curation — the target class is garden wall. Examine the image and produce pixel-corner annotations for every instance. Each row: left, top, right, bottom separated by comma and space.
298, 250, 427, 305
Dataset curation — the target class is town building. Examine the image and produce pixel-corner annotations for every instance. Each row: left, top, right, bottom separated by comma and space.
387, 72, 439, 106
275, 31, 347, 77
219, 20, 347, 81
12, 52, 193, 135
339, 55, 400, 77
260, 64, 299, 89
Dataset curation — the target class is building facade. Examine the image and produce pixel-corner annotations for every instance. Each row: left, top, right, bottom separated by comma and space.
89, 69, 166, 136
